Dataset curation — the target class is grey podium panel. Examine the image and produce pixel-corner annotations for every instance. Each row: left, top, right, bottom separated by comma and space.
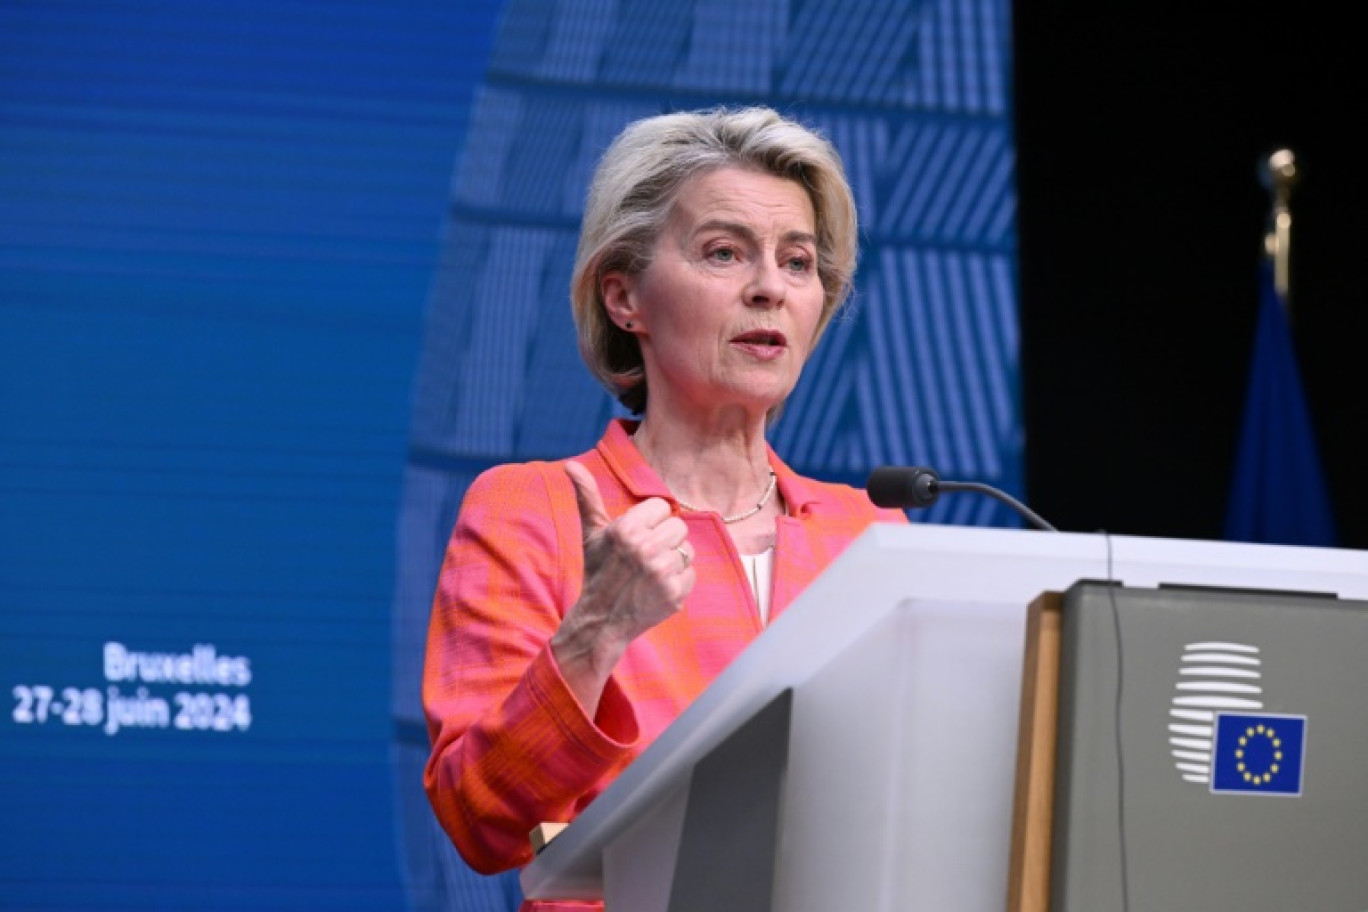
668, 689, 793, 912
1052, 582, 1368, 911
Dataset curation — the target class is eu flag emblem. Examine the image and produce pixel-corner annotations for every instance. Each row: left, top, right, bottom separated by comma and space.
1210, 713, 1306, 795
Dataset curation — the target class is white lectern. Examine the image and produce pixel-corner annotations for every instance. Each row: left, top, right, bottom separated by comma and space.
521, 523, 1368, 911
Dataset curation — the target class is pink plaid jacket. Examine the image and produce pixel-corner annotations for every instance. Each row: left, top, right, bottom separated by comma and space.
423, 419, 905, 910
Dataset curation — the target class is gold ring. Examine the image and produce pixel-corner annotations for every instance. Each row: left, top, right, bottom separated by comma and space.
675, 545, 690, 569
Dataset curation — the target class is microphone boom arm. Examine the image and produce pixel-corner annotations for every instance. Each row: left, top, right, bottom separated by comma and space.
865, 465, 1059, 532
935, 480, 1058, 532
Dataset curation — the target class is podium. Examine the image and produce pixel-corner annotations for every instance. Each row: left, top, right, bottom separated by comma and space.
520, 523, 1368, 911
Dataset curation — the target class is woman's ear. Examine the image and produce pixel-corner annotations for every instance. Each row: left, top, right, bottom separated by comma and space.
601, 272, 641, 333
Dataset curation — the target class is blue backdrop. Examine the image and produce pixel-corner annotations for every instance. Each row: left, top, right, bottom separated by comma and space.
0, 2, 1018, 909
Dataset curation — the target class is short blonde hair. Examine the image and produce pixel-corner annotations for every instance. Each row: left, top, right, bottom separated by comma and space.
571, 106, 858, 414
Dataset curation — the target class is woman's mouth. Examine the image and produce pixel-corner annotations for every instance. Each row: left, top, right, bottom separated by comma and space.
731, 329, 788, 354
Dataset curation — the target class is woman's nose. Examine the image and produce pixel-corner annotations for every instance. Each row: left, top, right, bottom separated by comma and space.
745, 259, 786, 308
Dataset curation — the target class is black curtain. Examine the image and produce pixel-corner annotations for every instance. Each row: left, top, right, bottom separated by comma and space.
1015, 2, 1366, 548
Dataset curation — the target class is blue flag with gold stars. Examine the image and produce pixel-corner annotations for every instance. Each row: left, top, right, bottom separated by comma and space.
1223, 263, 1336, 547
1211, 713, 1306, 795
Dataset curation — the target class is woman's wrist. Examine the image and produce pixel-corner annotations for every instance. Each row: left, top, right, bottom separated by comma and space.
549, 611, 629, 715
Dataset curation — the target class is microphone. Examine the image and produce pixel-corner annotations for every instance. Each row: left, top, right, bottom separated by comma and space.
866, 466, 1059, 532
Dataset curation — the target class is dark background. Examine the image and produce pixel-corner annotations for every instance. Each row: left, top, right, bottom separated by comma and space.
1014, 4, 1364, 548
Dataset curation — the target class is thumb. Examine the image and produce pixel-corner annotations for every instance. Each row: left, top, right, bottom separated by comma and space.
564, 461, 611, 538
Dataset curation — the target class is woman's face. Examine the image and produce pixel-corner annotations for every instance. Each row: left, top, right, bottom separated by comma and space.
604, 166, 826, 421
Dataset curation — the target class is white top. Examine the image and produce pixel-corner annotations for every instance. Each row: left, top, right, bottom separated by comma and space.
740, 547, 775, 625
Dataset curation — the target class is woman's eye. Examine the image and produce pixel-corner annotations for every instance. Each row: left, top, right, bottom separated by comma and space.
786, 255, 813, 272
708, 247, 737, 263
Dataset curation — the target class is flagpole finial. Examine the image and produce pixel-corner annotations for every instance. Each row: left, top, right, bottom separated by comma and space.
1260, 148, 1298, 199
1260, 149, 1297, 309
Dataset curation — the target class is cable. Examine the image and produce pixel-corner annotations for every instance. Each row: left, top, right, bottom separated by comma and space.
1102, 531, 1131, 912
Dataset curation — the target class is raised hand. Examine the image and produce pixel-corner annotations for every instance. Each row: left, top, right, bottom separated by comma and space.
550, 461, 695, 715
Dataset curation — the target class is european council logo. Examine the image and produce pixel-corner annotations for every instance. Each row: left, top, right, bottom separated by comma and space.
1210, 713, 1307, 796
1169, 641, 1265, 785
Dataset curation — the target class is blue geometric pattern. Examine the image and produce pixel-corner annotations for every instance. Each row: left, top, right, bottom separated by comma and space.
392, 0, 1019, 907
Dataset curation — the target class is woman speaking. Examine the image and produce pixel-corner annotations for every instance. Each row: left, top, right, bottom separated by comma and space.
423, 106, 905, 909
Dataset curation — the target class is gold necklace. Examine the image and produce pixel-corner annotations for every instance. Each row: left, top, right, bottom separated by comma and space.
631, 427, 778, 523
674, 470, 778, 524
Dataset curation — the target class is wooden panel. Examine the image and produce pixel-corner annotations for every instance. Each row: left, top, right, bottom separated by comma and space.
1006, 591, 1063, 912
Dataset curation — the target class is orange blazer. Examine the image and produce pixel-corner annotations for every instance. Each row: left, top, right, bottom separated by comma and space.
423, 419, 905, 910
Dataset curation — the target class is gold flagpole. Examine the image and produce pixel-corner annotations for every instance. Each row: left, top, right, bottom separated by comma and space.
1260, 148, 1297, 314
